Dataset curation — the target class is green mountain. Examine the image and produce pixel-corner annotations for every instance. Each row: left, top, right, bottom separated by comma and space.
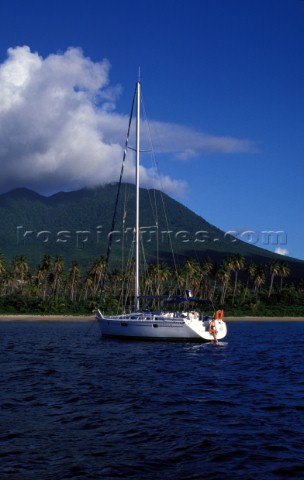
0, 184, 303, 279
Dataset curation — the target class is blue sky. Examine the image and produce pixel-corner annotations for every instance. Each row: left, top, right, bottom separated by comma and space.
0, 0, 303, 260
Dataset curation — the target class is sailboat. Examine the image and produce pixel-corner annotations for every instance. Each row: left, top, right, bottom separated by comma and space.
96, 79, 227, 341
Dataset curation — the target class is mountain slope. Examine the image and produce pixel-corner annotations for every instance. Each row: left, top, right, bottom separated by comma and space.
0, 185, 303, 279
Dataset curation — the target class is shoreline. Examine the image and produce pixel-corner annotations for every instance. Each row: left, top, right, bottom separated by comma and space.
225, 316, 304, 322
0, 314, 303, 322
0, 314, 95, 321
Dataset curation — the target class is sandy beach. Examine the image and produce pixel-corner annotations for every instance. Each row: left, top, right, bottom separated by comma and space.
225, 316, 304, 322
0, 314, 303, 322
0, 314, 95, 321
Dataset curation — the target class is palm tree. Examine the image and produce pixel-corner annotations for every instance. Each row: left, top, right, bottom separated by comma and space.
200, 257, 213, 298
2, 271, 15, 295
110, 269, 123, 298
145, 263, 170, 297
53, 256, 64, 299
144, 263, 157, 296
254, 266, 266, 296
183, 258, 200, 294
216, 262, 231, 305
278, 261, 290, 290
158, 263, 170, 293
38, 254, 53, 271
268, 261, 280, 297
0, 254, 6, 277
243, 261, 257, 300
11, 255, 29, 291
0, 254, 6, 295
211, 263, 220, 301
82, 274, 94, 301
90, 256, 106, 295
228, 254, 244, 304
170, 265, 183, 297
69, 261, 81, 301
36, 254, 53, 299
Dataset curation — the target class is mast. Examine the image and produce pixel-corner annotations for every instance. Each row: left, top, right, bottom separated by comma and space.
135, 80, 140, 310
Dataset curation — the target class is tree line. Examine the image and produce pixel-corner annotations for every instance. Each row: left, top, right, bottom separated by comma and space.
0, 252, 303, 316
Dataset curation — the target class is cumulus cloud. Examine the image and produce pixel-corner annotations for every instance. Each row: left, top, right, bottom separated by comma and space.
275, 248, 289, 256
0, 46, 256, 196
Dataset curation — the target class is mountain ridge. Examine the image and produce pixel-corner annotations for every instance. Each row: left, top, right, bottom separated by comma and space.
0, 185, 303, 280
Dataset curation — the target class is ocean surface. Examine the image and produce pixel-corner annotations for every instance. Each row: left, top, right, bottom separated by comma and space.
1, 320, 304, 480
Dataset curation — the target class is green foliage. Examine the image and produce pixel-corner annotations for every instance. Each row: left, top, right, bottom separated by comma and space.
0, 186, 303, 317
1, 185, 303, 280
0, 251, 303, 317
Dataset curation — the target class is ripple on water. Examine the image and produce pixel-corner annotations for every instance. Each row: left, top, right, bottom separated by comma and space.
1, 320, 304, 479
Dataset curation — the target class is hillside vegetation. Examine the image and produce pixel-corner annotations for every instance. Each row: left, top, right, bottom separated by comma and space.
0, 185, 303, 316
0, 252, 303, 317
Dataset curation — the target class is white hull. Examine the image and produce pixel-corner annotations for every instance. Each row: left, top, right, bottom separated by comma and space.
96, 310, 227, 341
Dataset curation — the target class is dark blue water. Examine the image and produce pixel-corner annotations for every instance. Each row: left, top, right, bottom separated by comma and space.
1, 320, 304, 480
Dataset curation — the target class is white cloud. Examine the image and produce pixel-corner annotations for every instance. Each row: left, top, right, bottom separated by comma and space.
0, 46, 256, 196
275, 247, 289, 256
149, 121, 257, 160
